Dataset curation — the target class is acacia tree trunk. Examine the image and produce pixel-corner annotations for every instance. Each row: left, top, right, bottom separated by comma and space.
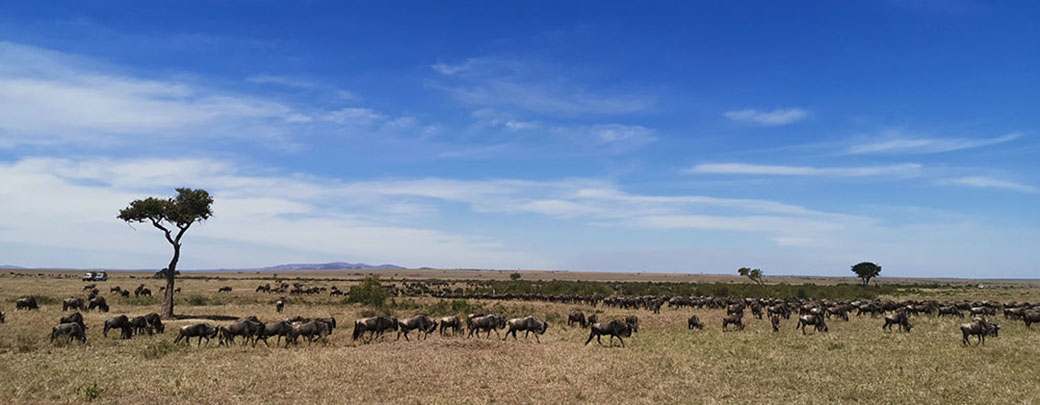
161, 244, 180, 318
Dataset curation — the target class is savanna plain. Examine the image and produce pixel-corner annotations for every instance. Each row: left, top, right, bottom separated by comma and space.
1, 270, 1039, 404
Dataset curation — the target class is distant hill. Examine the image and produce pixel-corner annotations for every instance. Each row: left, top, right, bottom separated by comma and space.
0, 265, 26, 269
259, 262, 405, 271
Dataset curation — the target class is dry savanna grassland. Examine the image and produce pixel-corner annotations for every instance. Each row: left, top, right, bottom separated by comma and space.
1, 269, 1039, 404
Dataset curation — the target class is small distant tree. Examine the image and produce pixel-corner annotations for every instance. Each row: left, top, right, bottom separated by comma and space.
510, 272, 522, 281
851, 262, 882, 286
738, 267, 764, 286
118, 188, 213, 318
348, 275, 390, 307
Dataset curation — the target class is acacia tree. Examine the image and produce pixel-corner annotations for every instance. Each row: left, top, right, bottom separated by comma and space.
118, 188, 213, 318
738, 267, 764, 286
851, 262, 881, 286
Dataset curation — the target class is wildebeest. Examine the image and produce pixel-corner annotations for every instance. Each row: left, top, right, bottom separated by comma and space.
722, 314, 745, 331
0, 311, 4, 323
504, 316, 548, 343
219, 319, 265, 347
287, 320, 330, 347
258, 320, 292, 346
397, 314, 438, 341
51, 323, 86, 344
104, 315, 133, 339
1022, 311, 1040, 328
587, 314, 599, 326
970, 306, 996, 317
87, 297, 109, 312
118, 290, 130, 298
883, 312, 913, 333
352, 316, 398, 342
467, 314, 507, 338
59, 312, 87, 331
938, 306, 964, 318
110, 286, 123, 294
568, 312, 587, 328
135, 286, 151, 297
688, 315, 704, 330
174, 323, 218, 346
15, 297, 38, 310
439, 316, 462, 336
275, 297, 285, 313
961, 318, 999, 345
130, 315, 155, 335
585, 320, 632, 347
218, 286, 232, 293
770, 315, 781, 332
625, 315, 639, 333
62, 297, 86, 311
82, 284, 96, 291
796, 315, 828, 335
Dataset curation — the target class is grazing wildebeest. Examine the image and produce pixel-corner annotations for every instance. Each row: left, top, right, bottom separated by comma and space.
51, 323, 87, 344
15, 297, 39, 310
467, 314, 507, 338
218, 286, 232, 293
219, 319, 265, 347
796, 314, 828, 335
585, 320, 631, 347
136, 288, 151, 297
287, 320, 330, 347
568, 312, 587, 328
1022, 311, 1040, 328
722, 314, 745, 331
104, 315, 133, 339
119, 290, 130, 298
961, 318, 999, 345
688, 315, 704, 330
59, 312, 87, 330
439, 316, 462, 336
174, 323, 218, 346
397, 314, 438, 341
770, 315, 781, 332
144, 312, 164, 333
504, 316, 548, 343
625, 315, 639, 333
275, 298, 285, 313
352, 316, 398, 342
88, 297, 109, 312
130, 315, 156, 335
110, 286, 123, 294
938, 306, 964, 318
883, 312, 913, 333
62, 297, 86, 311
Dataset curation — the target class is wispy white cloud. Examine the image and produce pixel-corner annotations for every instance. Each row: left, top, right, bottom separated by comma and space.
724, 108, 808, 126
246, 74, 315, 88
947, 176, 1039, 193
847, 132, 1021, 154
685, 162, 922, 177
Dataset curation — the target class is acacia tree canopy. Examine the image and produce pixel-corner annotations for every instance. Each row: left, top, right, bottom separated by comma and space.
738, 267, 764, 286
851, 262, 882, 286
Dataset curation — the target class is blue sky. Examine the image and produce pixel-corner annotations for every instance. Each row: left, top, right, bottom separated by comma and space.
0, 1, 1038, 277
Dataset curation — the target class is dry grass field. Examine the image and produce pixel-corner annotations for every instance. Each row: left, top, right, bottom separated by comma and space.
2, 270, 1039, 404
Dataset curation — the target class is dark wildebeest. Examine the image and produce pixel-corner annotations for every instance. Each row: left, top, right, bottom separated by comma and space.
51, 323, 86, 344
397, 314, 438, 341
568, 312, 587, 328
467, 314, 507, 339
287, 320, 330, 347
257, 320, 292, 346
219, 319, 265, 347
722, 314, 745, 331
587, 314, 599, 326
83, 284, 96, 291
174, 323, 218, 346
625, 315, 639, 333
796, 314, 828, 335
104, 315, 133, 339
585, 320, 631, 347
130, 315, 156, 335
88, 297, 109, 312
218, 286, 232, 293
15, 297, 39, 310
883, 312, 913, 333
1022, 311, 1040, 328
119, 290, 130, 298
0, 311, 4, 323
352, 316, 398, 342
144, 313, 164, 333
938, 306, 964, 318
688, 315, 704, 330
770, 315, 781, 332
314, 317, 337, 335
961, 318, 999, 346
439, 316, 462, 336
504, 316, 548, 343
275, 297, 285, 313
59, 312, 87, 331
62, 297, 86, 311
970, 306, 996, 317
110, 286, 123, 294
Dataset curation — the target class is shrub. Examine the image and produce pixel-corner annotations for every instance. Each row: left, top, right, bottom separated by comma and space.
347, 275, 390, 307
84, 383, 103, 402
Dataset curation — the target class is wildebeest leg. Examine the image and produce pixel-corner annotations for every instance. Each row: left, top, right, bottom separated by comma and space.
616, 334, 624, 348
534, 333, 540, 343
584, 331, 595, 345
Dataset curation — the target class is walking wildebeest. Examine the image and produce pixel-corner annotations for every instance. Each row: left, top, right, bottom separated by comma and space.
796, 314, 828, 335
88, 297, 109, 312
51, 323, 87, 344
219, 319, 265, 347
174, 323, 218, 346
883, 312, 913, 333
1022, 311, 1040, 328
104, 315, 133, 339
15, 297, 38, 310
688, 315, 704, 330
467, 314, 507, 338
62, 297, 86, 311
961, 318, 999, 346
287, 320, 330, 347
504, 316, 548, 343
585, 320, 632, 347
352, 316, 398, 342
218, 286, 232, 293
257, 320, 292, 346
625, 315, 639, 333
59, 312, 87, 330
722, 314, 744, 331
568, 312, 587, 328
770, 315, 781, 332
275, 297, 285, 313
439, 315, 462, 336
397, 314, 438, 341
